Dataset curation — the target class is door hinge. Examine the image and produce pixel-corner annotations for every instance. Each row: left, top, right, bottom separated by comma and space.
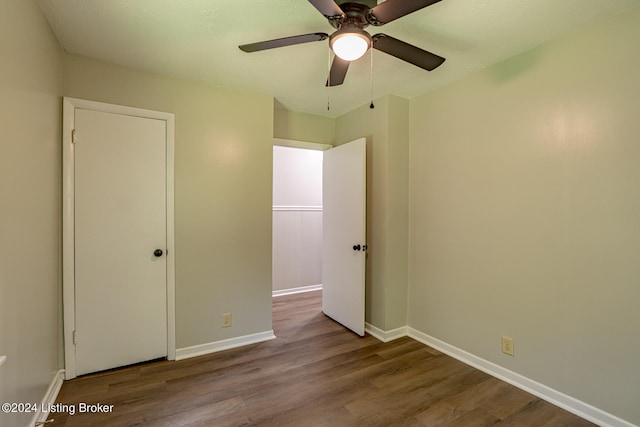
71, 129, 77, 144
72, 330, 77, 345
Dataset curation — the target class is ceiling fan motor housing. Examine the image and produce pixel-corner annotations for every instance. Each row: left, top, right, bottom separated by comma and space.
336, 0, 377, 7
329, 2, 375, 29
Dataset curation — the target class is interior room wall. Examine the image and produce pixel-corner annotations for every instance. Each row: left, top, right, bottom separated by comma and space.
0, 1, 62, 427
408, 6, 640, 425
335, 95, 410, 331
62, 53, 274, 349
384, 96, 410, 330
272, 146, 323, 292
274, 108, 335, 145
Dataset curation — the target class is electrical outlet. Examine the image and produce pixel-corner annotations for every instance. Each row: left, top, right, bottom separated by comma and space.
222, 313, 232, 328
501, 336, 514, 356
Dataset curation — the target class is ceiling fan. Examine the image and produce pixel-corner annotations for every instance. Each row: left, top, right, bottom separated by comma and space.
239, 0, 446, 86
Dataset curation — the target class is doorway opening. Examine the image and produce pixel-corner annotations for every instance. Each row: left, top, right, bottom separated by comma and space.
272, 139, 330, 298
272, 137, 366, 336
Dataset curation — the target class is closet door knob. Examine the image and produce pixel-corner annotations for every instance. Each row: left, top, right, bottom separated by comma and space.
153, 249, 164, 257
353, 244, 361, 251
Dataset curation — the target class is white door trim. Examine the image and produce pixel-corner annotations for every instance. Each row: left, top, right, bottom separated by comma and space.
62, 97, 176, 379
273, 137, 332, 151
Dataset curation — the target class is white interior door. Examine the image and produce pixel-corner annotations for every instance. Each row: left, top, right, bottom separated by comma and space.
322, 138, 366, 336
74, 108, 168, 376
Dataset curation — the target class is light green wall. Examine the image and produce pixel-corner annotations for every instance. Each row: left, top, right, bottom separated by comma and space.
385, 96, 410, 329
335, 95, 409, 330
0, 2, 62, 427
408, 6, 640, 424
274, 108, 335, 145
62, 54, 274, 348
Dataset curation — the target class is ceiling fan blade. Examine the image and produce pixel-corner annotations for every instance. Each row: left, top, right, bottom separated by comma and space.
368, 0, 441, 25
373, 34, 445, 71
308, 0, 345, 18
326, 56, 350, 86
239, 33, 329, 53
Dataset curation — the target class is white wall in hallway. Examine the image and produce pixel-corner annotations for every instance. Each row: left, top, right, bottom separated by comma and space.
272, 146, 323, 292
273, 145, 323, 207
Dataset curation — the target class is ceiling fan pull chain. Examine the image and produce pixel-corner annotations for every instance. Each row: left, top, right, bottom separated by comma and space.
327, 47, 331, 111
370, 48, 375, 109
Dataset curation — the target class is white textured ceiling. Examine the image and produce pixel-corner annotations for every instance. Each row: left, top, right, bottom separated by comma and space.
38, 0, 640, 117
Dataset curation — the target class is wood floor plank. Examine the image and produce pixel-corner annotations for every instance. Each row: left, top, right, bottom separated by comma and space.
46, 291, 595, 426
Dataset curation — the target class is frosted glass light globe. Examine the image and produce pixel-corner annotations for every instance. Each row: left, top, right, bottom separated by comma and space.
330, 28, 371, 61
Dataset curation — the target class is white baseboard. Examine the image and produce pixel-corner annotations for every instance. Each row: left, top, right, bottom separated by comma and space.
175, 330, 276, 361
360, 322, 633, 426
30, 369, 65, 427
272, 284, 322, 298
406, 327, 634, 427
365, 323, 407, 343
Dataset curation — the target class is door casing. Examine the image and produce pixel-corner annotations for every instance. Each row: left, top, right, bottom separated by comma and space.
62, 97, 176, 379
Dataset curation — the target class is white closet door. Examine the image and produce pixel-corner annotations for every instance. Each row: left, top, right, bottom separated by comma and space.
74, 108, 167, 375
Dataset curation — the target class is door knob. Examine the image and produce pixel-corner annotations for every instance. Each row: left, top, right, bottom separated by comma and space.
153, 249, 164, 257
353, 244, 361, 251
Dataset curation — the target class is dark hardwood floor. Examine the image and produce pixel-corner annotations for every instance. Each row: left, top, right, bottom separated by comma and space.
48, 291, 594, 426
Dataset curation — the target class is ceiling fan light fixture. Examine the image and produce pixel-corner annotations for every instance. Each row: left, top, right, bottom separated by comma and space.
330, 28, 371, 61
